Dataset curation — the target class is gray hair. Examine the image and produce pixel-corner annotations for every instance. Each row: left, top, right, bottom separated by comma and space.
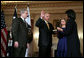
20, 9, 27, 14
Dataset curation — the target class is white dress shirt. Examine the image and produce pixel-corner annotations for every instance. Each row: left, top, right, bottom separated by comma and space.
21, 16, 25, 22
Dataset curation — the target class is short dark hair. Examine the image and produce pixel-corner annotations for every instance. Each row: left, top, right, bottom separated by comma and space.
65, 9, 76, 20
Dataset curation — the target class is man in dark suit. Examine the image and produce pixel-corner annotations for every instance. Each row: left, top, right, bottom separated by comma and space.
35, 10, 54, 57
12, 9, 32, 57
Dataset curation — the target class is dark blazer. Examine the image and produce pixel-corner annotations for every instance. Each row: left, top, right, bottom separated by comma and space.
12, 18, 32, 47
35, 18, 54, 47
63, 19, 81, 57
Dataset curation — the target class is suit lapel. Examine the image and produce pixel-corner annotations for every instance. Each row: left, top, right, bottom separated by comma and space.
18, 18, 24, 23
43, 21, 50, 31
18, 18, 27, 27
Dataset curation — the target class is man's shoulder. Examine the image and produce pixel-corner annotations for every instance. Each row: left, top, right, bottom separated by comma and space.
37, 17, 45, 23
17, 18, 22, 20
13, 18, 21, 20
12, 18, 23, 23
17, 18, 23, 22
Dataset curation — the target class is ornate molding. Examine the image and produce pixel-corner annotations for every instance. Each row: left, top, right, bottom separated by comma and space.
1, 1, 83, 15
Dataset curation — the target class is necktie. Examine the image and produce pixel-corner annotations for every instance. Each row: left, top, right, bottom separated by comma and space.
24, 19, 27, 28
45, 21, 50, 29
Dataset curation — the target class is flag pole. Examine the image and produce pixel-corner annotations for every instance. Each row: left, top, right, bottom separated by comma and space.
15, 4, 17, 8
15, 4, 17, 11
27, 3, 29, 7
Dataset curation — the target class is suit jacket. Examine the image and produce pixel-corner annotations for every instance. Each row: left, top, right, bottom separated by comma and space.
35, 18, 54, 47
12, 18, 32, 47
63, 19, 81, 57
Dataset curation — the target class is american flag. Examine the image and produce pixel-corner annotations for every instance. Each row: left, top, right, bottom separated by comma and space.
1, 10, 8, 57
25, 5, 31, 57
25, 5, 31, 26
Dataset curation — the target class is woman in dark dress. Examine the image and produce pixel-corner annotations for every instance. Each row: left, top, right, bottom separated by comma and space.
57, 9, 81, 57
57, 19, 67, 57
